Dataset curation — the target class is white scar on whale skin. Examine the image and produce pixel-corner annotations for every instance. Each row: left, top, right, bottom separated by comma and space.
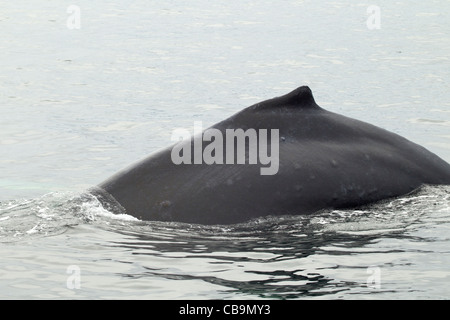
170, 121, 279, 175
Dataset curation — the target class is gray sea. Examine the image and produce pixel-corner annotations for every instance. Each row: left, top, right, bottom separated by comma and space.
1, 0, 450, 299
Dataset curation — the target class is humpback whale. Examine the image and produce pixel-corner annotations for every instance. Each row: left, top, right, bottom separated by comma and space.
92, 86, 450, 224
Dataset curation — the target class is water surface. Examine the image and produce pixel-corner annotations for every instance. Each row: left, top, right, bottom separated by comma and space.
1, 0, 450, 299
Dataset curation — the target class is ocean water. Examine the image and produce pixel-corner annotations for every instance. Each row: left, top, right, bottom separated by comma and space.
1, 0, 450, 299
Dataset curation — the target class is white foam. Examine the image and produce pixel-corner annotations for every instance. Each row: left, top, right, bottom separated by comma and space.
26, 224, 39, 234
93, 209, 139, 222
79, 195, 139, 222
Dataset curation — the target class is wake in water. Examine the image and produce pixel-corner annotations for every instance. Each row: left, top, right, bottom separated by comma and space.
1, 185, 449, 242
0, 191, 137, 242
1, 185, 449, 299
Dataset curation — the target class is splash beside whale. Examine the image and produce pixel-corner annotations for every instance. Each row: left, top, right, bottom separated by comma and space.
91, 86, 450, 224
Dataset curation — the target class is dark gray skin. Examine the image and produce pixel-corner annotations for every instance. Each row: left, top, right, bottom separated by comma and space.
92, 86, 450, 224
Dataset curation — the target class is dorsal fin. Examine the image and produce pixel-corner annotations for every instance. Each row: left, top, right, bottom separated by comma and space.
250, 86, 319, 111
285, 86, 316, 106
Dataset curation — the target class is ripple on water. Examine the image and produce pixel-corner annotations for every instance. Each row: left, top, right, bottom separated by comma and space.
1, 185, 450, 299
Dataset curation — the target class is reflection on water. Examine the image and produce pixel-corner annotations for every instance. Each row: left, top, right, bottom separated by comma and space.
112, 220, 378, 299
2, 185, 447, 299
